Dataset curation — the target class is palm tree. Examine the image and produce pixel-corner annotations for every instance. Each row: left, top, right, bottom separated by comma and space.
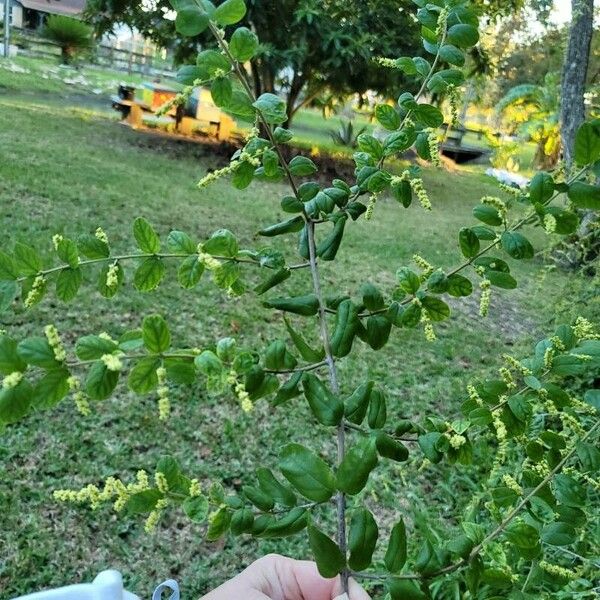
496, 73, 560, 169
43, 15, 93, 65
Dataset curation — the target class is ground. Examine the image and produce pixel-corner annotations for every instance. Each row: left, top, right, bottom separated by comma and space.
0, 57, 594, 598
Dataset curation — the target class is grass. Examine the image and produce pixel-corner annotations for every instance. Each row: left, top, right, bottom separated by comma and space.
0, 66, 593, 598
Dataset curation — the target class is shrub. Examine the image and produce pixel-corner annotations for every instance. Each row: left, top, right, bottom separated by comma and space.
42, 15, 93, 65
1, 0, 599, 598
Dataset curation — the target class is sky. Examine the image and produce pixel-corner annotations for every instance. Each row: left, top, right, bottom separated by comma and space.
552, 0, 571, 25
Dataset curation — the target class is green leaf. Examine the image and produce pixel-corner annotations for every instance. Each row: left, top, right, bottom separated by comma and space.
211, 77, 232, 107
336, 437, 378, 495
0, 380, 32, 424
142, 314, 171, 353
385, 518, 407, 573
17, 337, 59, 368
243, 485, 274, 511
0, 281, 18, 313
486, 270, 517, 290
174, 0, 212, 36
252, 93, 287, 124
262, 507, 308, 538
447, 273, 472, 297
367, 388, 387, 429
439, 44, 465, 66
422, 296, 450, 321
574, 120, 600, 166
128, 357, 160, 394
316, 215, 347, 261
0, 251, 18, 280
203, 229, 238, 257
413, 104, 444, 128
289, 156, 318, 176
229, 26, 259, 61
344, 381, 373, 425
284, 317, 324, 362
256, 468, 296, 507
302, 373, 343, 426
134, 257, 165, 291
504, 522, 539, 549
553, 474, 586, 507
307, 525, 346, 578
167, 230, 195, 254
279, 443, 335, 502
375, 432, 408, 462
397, 267, 421, 294
223, 90, 256, 121
541, 522, 577, 546
357, 134, 384, 160
98, 263, 124, 299
473, 204, 502, 226
501, 232, 534, 260
375, 104, 400, 130
231, 508, 254, 534
206, 506, 232, 540
214, 0, 246, 25
56, 238, 79, 268
447, 23, 479, 48
0, 335, 27, 374
196, 49, 231, 80
13, 243, 41, 276
85, 361, 119, 400
33, 368, 70, 409
125, 489, 163, 514
388, 580, 426, 600
78, 234, 109, 259
183, 495, 209, 522
133, 217, 161, 253
232, 160, 255, 189
178, 256, 205, 289
348, 507, 378, 571
75, 335, 118, 360
567, 181, 600, 210
529, 172, 554, 204
263, 294, 319, 316
259, 216, 304, 237
56, 268, 82, 302
459, 227, 480, 258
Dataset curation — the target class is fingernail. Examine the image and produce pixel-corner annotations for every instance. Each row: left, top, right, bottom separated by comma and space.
334, 594, 349, 600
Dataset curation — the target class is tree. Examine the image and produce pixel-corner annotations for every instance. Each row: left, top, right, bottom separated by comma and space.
43, 15, 93, 65
560, 0, 595, 165
85, 0, 421, 126
496, 73, 561, 168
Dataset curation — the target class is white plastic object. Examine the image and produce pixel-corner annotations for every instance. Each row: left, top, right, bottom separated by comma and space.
12, 570, 140, 600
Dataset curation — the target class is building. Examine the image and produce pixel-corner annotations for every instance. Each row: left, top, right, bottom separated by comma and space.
3, 0, 86, 30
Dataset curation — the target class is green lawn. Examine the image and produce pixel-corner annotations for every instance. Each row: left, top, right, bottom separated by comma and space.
0, 74, 593, 598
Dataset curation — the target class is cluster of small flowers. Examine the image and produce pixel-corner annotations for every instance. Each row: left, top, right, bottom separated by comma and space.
539, 561, 580, 580
427, 130, 442, 168
553, 159, 566, 183
373, 57, 399, 68
420, 311, 436, 342
197, 250, 222, 270
498, 367, 516, 390
498, 183, 523, 198
2, 371, 23, 390
227, 370, 253, 412
448, 433, 466, 449
543, 346, 554, 369
501, 474, 522, 495
68, 375, 90, 416
101, 353, 123, 372
543, 213, 557, 234
156, 366, 170, 421
528, 459, 550, 477
410, 177, 432, 210
365, 191, 380, 221
145, 498, 170, 533
447, 85, 460, 127
246, 125, 260, 142
189, 479, 202, 498
24, 275, 45, 308
413, 254, 434, 277
106, 262, 119, 290
197, 148, 263, 188
155, 472, 169, 494
564, 466, 600, 493
560, 412, 584, 436
574, 316, 599, 340
481, 196, 507, 219
467, 384, 483, 406
435, 6, 449, 36
502, 354, 532, 376
479, 278, 491, 317
95, 227, 109, 245
52, 234, 64, 251
44, 324, 66, 362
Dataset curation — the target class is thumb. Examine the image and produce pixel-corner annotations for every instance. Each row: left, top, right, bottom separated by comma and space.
333, 578, 371, 600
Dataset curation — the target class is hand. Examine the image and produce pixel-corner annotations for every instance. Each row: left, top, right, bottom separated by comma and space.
199, 554, 371, 600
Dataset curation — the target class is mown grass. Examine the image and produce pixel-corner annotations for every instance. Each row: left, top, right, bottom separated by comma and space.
0, 77, 592, 598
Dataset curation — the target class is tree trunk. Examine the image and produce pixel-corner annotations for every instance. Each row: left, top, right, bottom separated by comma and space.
560, 0, 594, 165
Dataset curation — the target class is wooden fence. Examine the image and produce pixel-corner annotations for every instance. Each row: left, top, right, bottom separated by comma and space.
12, 28, 175, 77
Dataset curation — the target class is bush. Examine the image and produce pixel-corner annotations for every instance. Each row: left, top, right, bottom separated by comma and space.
42, 15, 93, 65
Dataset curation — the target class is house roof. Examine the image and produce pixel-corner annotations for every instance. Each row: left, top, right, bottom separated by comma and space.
17, 0, 86, 17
